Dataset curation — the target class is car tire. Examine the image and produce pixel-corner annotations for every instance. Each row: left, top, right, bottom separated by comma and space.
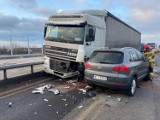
127, 77, 137, 97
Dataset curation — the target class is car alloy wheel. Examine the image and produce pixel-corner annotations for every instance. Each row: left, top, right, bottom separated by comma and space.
131, 79, 136, 95
128, 77, 136, 97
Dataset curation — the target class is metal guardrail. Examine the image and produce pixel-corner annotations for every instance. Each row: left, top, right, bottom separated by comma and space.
0, 54, 42, 59
0, 61, 44, 79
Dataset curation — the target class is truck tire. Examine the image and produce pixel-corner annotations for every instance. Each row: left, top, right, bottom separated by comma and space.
127, 77, 137, 97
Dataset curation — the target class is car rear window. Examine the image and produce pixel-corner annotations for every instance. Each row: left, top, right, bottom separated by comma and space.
89, 51, 124, 64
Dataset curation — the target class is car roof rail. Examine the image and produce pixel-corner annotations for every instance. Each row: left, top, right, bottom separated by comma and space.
120, 47, 134, 50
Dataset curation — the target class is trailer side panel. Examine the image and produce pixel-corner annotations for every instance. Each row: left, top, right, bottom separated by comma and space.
105, 15, 141, 50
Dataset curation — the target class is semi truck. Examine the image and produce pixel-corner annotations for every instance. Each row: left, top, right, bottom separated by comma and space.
43, 9, 141, 79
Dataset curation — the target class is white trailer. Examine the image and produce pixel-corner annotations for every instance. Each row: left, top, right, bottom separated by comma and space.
43, 10, 141, 78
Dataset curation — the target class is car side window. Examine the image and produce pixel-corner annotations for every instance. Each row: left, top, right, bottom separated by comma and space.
135, 50, 143, 61
127, 51, 133, 62
130, 50, 139, 61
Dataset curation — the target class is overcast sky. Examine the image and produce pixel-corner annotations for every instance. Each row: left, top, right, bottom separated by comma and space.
0, 0, 160, 45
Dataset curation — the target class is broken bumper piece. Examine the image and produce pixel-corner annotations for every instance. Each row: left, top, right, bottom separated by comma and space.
53, 71, 80, 79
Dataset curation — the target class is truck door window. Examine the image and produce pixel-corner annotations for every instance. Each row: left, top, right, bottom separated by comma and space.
86, 25, 96, 42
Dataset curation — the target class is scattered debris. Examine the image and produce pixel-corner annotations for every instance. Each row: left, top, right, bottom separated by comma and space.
86, 91, 96, 98
62, 99, 67, 101
67, 80, 77, 83
48, 88, 60, 95
43, 99, 49, 102
32, 84, 53, 94
78, 106, 83, 109
107, 95, 111, 98
48, 105, 52, 107
56, 111, 59, 114
8, 102, 12, 107
64, 86, 70, 89
34, 112, 37, 115
65, 104, 68, 106
85, 85, 94, 91
78, 89, 86, 93
32, 89, 44, 94
116, 97, 122, 102
45, 84, 53, 89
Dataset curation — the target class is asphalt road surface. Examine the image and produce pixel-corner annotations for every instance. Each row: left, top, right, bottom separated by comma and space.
0, 77, 87, 120
0, 54, 160, 120
0, 68, 160, 120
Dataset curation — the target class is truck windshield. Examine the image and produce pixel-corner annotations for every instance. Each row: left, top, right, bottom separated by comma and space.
45, 25, 85, 44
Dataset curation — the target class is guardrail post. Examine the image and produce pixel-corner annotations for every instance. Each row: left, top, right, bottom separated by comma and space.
4, 69, 7, 79
31, 65, 33, 73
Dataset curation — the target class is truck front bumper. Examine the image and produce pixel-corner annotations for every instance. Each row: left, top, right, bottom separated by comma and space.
43, 66, 80, 79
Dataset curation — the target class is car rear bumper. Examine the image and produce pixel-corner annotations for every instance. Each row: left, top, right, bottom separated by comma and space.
86, 78, 130, 90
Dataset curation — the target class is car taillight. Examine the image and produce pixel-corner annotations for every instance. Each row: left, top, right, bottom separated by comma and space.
85, 62, 91, 69
113, 65, 129, 72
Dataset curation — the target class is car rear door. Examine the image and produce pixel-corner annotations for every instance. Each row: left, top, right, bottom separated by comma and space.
135, 50, 149, 78
129, 49, 144, 81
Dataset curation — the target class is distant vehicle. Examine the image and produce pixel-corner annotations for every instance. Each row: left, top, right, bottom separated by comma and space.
148, 43, 157, 50
43, 9, 141, 79
85, 47, 149, 96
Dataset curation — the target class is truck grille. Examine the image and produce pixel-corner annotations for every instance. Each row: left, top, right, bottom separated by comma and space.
44, 46, 78, 61
50, 58, 70, 73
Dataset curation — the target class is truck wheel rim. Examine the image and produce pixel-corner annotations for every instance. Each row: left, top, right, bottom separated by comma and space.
131, 79, 136, 94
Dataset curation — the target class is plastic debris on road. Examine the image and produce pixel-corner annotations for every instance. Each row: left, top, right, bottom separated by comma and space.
56, 111, 59, 114
64, 86, 70, 89
116, 97, 122, 102
32, 89, 44, 94
62, 98, 67, 101
43, 99, 49, 102
65, 104, 68, 106
8, 102, 12, 107
78, 89, 86, 93
67, 80, 77, 83
48, 88, 60, 95
107, 95, 111, 98
48, 105, 52, 107
78, 106, 83, 108
34, 112, 37, 115
32, 84, 54, 94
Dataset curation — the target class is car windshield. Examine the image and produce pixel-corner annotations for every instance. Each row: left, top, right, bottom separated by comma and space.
89, 51, 124, 64
45, 25, 85, 44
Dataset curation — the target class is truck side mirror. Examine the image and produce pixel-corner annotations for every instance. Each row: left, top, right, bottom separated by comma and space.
86, 28, 95, 42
